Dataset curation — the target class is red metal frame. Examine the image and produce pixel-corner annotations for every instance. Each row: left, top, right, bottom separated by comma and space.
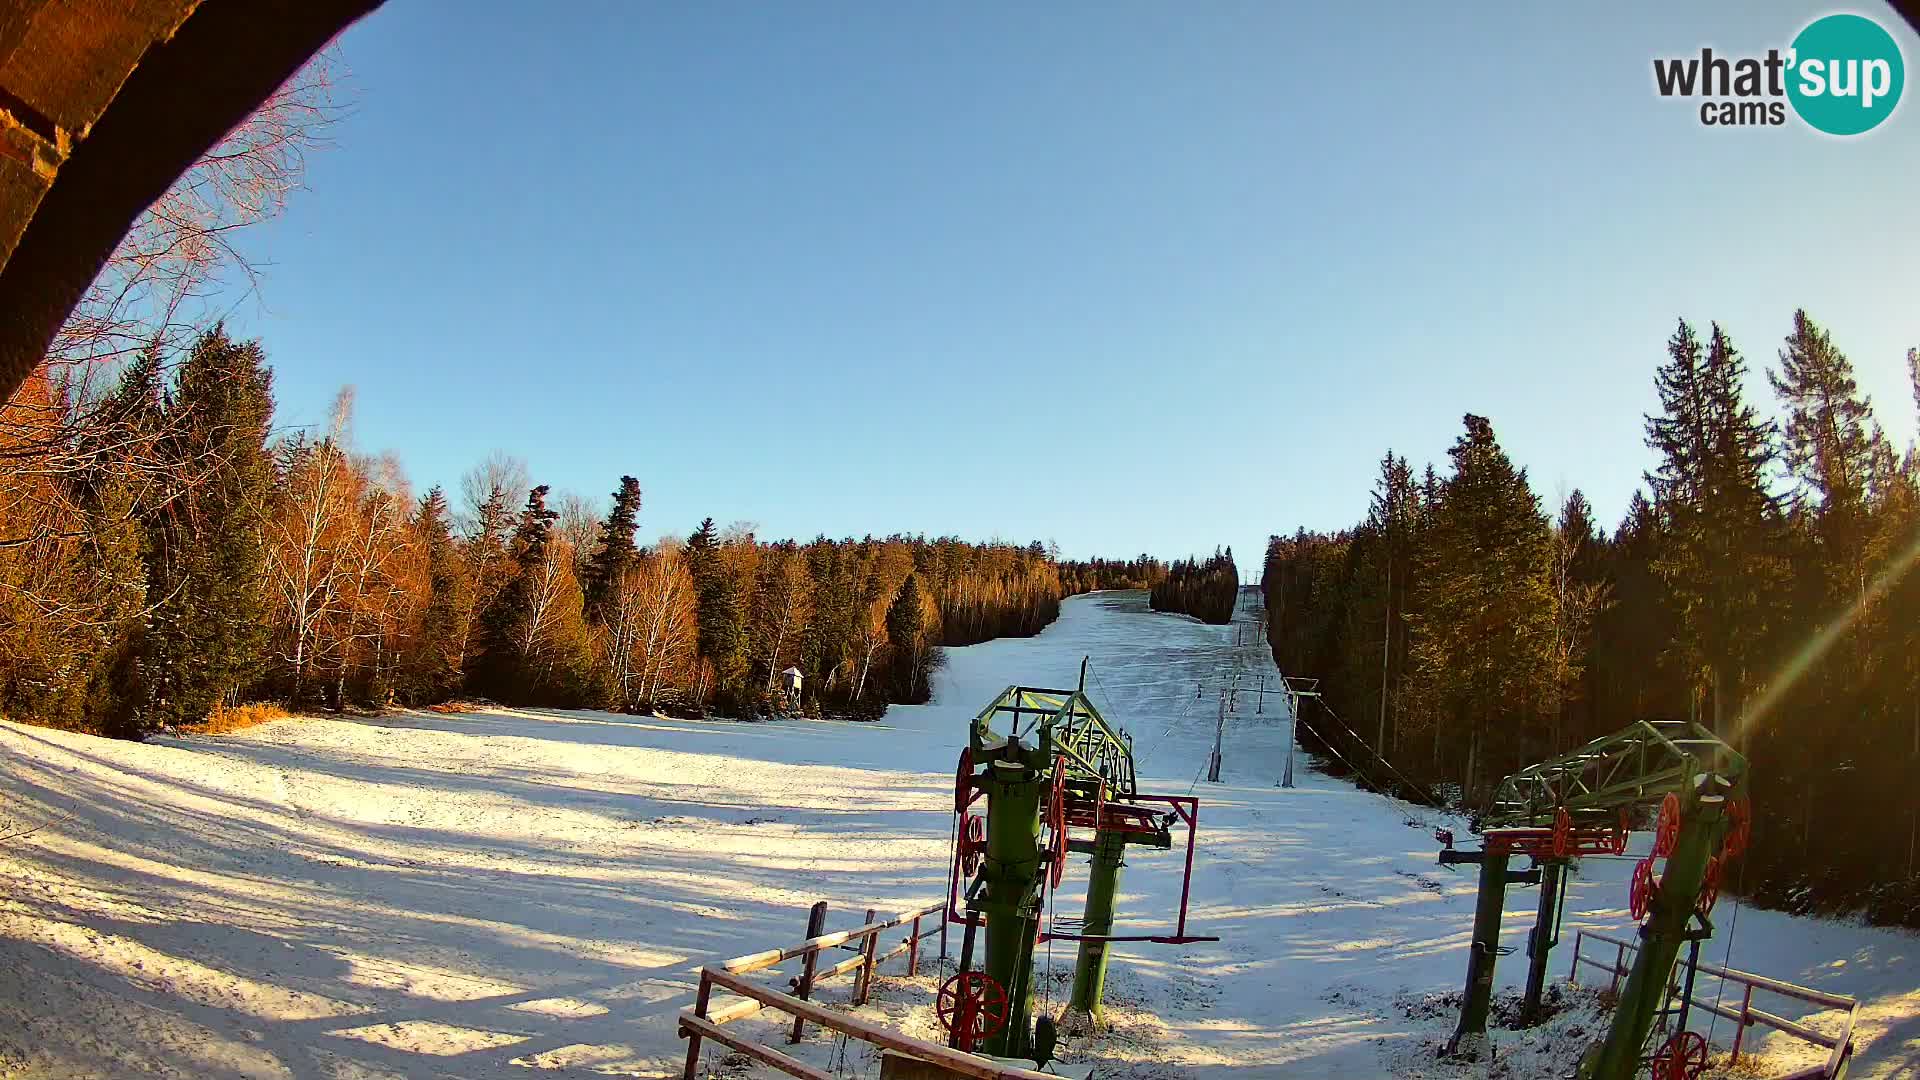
1481, 824, 1627, 859
1038, 794, 1218, 945
944, 784, 1217, 945
945, 784, 988, 927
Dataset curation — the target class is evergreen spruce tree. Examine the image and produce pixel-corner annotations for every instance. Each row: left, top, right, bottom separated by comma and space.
459, 483, 514, 673
472, 485, 558, 701
581, 476, 642, 622
685, 517, 746, 707
410, 486, 466, 702
140, 326, 275, 728
885, 571, 930, 702
1770, 310, 1882, 603
1405, 414, 1553, 793
1909, 348, 1919, 440
59, 352, 165, 735
1362, 451, 1417, 753
1644, 319, 1783, 735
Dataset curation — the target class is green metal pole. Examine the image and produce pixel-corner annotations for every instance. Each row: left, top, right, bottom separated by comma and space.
1579, 798, 1725, 1080
1069, 827, 1128, 1020
1446, 846, 1511, 1055
1522, 860, 1563, 1025
980, 757, 1044, 1058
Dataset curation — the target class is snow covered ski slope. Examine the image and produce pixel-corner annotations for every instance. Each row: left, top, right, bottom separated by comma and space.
0, 591, 1914, 1078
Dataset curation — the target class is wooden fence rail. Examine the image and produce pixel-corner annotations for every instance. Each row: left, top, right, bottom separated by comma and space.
1569, 929, 1857, 1080
678, 899, 1052, 1080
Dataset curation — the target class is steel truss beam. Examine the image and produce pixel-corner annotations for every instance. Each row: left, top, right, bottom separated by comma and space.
1486, 719, 1748, 829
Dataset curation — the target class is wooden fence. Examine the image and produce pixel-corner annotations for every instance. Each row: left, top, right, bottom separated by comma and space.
1569, 928, 1857, 1080
677, 899, 1054, 1080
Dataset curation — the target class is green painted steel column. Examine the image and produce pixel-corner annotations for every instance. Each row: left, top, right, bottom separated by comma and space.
1069, 827, 1127, 1019
1579, 798, 1725, 1080
1522, 860, 1563, 1025
980, 757, 1044, 1058
1447, 846, 1511, 1054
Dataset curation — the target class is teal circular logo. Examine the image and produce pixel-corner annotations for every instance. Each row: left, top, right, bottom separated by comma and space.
1787, 14, 1904, 135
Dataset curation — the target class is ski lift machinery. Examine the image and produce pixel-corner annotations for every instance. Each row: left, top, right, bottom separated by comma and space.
1433, 719, 1751, 1080
940, 658, 1216, 1061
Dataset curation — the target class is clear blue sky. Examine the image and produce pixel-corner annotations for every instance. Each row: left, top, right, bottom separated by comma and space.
224, 1, 1920, 575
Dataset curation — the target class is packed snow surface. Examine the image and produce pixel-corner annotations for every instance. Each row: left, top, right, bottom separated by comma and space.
1, 591, 1914, 1078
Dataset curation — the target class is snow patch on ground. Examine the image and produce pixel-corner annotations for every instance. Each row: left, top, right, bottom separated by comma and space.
0, 590, 1915, 1079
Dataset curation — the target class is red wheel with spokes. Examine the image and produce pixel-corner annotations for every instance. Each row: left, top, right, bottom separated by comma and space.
1695, 855, 1722, 917
1612, 807, 1632, 856
1047, 756, 1069, 888
1651, 1029, 1708, 1080
959, 813, 986, 877
1723, 798, 1751, 860
936, 971, 1009, 1051
1551, 806, 1572, 858
1654, 793, 1682, 859
1629, 857, 1657, 922
954, 747, 975, 815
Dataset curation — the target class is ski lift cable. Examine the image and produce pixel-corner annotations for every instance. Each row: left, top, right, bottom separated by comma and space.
1089, 656, 1203, 770
1313, 697, 1442, 806
1705, 857, 1748, 1050
1290, 713, 1376, 786
1311, 697, 1408, 789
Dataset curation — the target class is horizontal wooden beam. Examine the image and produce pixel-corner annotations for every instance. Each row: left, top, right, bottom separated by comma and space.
679, 1012, 831, 1080
723, 903, 941, 974
702, 967, 1055, 1080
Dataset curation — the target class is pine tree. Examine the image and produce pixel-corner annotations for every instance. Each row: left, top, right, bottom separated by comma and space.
1909, 348, 1919, 443
1770, 310, 1882, 603
1363, 451, 1417, 753
1405, 414, 1553, 793
409, 486, 465, 702
459, 482, 515, 675
471, 485, 559, 702
69, 355, 159, 734
1545, 489, 1610, 753
885, 571, 934, 702
685, 517, 747, 708
581, 475, 642, 622
140, 326, 275, 728
1644, 320, 1783, 736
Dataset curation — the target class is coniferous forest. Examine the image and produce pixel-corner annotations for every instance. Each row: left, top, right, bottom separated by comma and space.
0, 337, 1106, 732
1149, 549, 1241, 624
1059, 555, 1169, 596
1263, 314, 1920, 926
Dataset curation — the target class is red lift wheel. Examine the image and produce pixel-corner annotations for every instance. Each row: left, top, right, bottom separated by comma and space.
1551, 806, 1572, 858
1629, 857, 1657, 922
1046, 756, 1069, 889
1651, 1029, 1709, 1080
1612, 807, 1632, 856
954, 747, 975, 815
1695, 855, 1722, 917
1048, 786, 1068, 889
959, 813, 986, 877
936, 971, 1009, 1051
1723, 798, 1751, 860
1653, 792, 1682, 859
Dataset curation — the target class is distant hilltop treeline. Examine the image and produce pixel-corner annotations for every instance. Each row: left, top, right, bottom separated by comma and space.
1148, 549, 1240, 625
0, 327, 1188, 735
1263, 310, 1920, 927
